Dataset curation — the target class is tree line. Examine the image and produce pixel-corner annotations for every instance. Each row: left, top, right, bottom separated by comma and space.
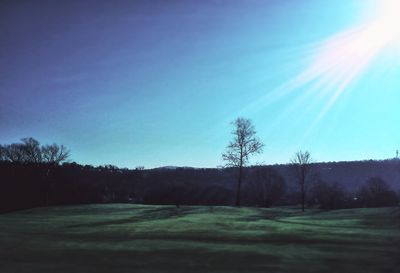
0, 120, 399, 212
221, 117, 398, 210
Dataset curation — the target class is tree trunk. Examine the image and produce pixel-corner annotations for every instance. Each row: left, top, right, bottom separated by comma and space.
235, 164, 243, 207
301, 182, 305, 212
44, 165, 54, 207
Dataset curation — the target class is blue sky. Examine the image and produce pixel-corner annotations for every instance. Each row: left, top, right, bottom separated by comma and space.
1, 0, 399, 168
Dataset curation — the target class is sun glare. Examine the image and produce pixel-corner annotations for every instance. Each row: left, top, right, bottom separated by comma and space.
240, 0, 400, 141
374, 0, 400, 49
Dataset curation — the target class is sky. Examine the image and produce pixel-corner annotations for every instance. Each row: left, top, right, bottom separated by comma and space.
1, 0, 400, 168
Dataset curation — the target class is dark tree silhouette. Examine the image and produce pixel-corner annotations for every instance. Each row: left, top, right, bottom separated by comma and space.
2, 142, 25, 162
291, 150, 313, 212
0, 145, 4, 161
310, 180, 348, 210
0, 138, 69, 165
251, 167, 286, 207
20, 138, 42, 163
41, 144, 70, 165
358, 177, 398, 207
222, 117, 264, 206
0, 138, 70, 206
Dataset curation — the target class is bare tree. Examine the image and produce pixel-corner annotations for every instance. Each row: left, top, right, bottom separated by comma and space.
2, 143, 25, 162
21, 138, 42, 163
41, 144, 70, 165
1, 138, 70, 206
1, 138, 69, 165
222, 117, 264, 206
290, 150, 312, 212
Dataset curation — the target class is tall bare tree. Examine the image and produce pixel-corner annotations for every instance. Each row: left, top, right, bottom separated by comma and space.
291, 150, 312, 212
222, 117, 264, 206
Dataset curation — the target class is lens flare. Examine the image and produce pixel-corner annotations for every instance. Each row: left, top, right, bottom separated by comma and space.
374, 0, 400, 49
240, 0, 400, 141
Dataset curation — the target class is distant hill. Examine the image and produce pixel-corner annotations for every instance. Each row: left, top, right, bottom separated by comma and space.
152, 166, 196, 170
272, 159, 400, 191
145, 159, 400, 192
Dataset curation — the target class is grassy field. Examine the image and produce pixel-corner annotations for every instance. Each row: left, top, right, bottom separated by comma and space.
0, 204, 399, 273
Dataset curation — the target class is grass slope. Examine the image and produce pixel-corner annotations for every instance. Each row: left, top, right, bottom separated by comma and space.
0, 204, 399, 273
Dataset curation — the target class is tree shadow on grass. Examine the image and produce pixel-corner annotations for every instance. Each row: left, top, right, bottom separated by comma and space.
240, 209, 365, 229
67, 206, 200, 228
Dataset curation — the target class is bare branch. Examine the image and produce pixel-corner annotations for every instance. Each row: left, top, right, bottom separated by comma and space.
41, 144, 70, 165
222, 117, 264, 206
0, 138, 70, 165
290, 150, 313, 211
222, 118, 264, 168
21, 138, 42, 163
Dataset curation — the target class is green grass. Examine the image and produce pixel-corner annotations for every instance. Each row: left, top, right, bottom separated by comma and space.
0, 204, 399, 273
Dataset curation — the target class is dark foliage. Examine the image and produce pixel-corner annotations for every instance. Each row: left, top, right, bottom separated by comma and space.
1, 160, 399, 213
1, 138, 69, 164
357, 177, 399, 207
1, 138, 399, 212
309, 180, 350, 210
0, 161, 236, 212
243, 166, 286, 207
